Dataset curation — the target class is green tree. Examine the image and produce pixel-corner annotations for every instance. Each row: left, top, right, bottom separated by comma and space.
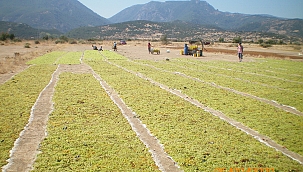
0, 33, 15, 41
9, 34, 15, 40
0, 33, 6, 41
277, 40, 284, 45
59, 36, 69, 42
219, 37, 224, 43
43, 35, 49, 40
258, 39, 264, 44
265, 39, 277, 45
232, 37, 242, 43
160, 35, 168, 45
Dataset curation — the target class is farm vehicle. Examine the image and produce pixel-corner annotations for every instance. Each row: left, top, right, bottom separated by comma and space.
150, 47, 160, 54
181, 39, 209, 56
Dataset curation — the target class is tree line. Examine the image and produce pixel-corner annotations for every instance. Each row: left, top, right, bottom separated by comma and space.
0, 32, 15, 41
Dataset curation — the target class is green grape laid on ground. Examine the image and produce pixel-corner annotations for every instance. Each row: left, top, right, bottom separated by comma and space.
2, 48, 303, 171
26, 51, 66, 65
33, 73, 159, 171
55, 52, 83, 65
84, 51, 303, 171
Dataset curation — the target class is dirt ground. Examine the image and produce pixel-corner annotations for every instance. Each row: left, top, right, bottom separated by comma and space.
0, 41, 62, 83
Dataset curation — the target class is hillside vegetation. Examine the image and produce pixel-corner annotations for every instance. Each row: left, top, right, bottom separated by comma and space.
0, 21, 61, 39
66, 20, 300, 44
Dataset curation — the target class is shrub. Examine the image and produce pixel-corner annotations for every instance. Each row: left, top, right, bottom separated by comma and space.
24, 43, 31, 48
258, 39, 264, 44
277, 40, 285, 45
293, 42, 302, 45
260, 43, 272, 48
13, 39, 22, 42
35, 40, 40, 44
59, 36, 68, 42
78, 40, 86, 44
9, 34, 15, 40
42, 35, 49, 40
232, 37, 242, 43
69, 40, 77, 44
0, 33, 9, 41
0, 33, 15, 41
55, 40, 65, 44
265, 39, 277, 45
160, 35, 169, 45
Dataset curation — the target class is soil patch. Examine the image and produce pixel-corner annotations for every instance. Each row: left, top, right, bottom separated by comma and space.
0, 41, 63, 83
206, 48, 303, 60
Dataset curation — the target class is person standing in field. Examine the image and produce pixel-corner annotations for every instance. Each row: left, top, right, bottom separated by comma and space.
113, 42, 117, 51
237, 42, 244, 62
148, 42, 152, 54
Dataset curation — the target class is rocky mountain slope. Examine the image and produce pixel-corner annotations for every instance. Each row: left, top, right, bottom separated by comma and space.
0, 0, 110, 33
0, 0, 302, 39
109, 0, 303, 38
0, 21, 62, 39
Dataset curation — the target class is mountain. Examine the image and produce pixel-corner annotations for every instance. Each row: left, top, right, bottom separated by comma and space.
109, 1, 218, 24
66, 20, 298, 44
1, 0, 302, 40
0, 0, 110, 33
66, 20, 223, 40
236, 19, 303, 38
109, 0, 303, 38
0, 21, 62, 39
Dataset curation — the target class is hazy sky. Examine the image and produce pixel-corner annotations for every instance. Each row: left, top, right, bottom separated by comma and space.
77, 0, 303, 19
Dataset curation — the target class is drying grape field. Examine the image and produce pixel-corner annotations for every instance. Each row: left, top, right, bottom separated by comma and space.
1, 50, 303, 172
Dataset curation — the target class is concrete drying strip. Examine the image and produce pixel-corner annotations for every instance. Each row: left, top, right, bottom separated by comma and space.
104, 58, 303, 166
2, 63, 181, 172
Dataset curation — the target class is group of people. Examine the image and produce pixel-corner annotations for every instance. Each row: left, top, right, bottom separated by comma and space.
93, 42, 244, 62
92, 45, 103, 51
92, 42, 118, 51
